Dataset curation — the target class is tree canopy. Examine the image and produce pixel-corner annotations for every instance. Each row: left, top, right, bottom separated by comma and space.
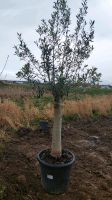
15, 0, 101, 100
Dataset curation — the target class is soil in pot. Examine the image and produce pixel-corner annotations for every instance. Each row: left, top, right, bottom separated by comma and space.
40, 149, 73, 164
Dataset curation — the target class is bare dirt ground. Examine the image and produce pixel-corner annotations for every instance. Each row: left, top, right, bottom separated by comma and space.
0, 116, 112, 200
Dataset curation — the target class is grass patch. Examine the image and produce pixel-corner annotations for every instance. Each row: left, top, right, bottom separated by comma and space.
1, 94, 112, 129
33, 95, 53, 109
0, 181, 6, 200
0, 143, 6, 159
70, 87, 112, 97
63, 114, 80, 122
0, 130, 10, 142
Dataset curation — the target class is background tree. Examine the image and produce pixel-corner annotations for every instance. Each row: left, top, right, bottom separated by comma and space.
16, 63, 45, 97
14, 0, 101, 158
16, 63, 33, 83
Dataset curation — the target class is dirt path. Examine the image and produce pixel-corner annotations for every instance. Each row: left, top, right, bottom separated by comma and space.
0, 116, 112, 200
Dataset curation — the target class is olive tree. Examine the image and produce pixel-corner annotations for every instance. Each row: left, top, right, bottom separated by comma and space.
14, 0, 101, 158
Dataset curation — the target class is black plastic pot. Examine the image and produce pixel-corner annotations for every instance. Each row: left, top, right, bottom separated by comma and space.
37, 149, 75, 194
39, 120, 49, 133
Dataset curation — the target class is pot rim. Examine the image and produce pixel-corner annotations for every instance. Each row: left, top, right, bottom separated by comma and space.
37, 149, 75, 168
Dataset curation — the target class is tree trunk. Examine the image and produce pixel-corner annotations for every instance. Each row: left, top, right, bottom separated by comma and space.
51, 98, 63, 158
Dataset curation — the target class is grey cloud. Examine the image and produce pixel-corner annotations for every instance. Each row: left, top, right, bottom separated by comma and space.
0, 0, 112, 83
88, 0, 112, 39
0, 0, 53, 28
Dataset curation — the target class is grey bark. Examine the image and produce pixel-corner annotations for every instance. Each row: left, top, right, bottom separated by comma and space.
51, 98, 63, 157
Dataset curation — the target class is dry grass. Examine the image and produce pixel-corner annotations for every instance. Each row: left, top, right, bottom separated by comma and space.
0, 100, 39, 130
0, 101, 22, 130
0, 95, 112, 131
91, 95, 112, 115
63, 95, 112, 118
40, 95, 112, 119
40, 103, 54, 120
23, 99, 40, 127
0, 86, 34, 100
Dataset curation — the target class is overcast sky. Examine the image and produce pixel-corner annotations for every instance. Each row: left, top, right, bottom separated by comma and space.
0, 0, 112, 84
